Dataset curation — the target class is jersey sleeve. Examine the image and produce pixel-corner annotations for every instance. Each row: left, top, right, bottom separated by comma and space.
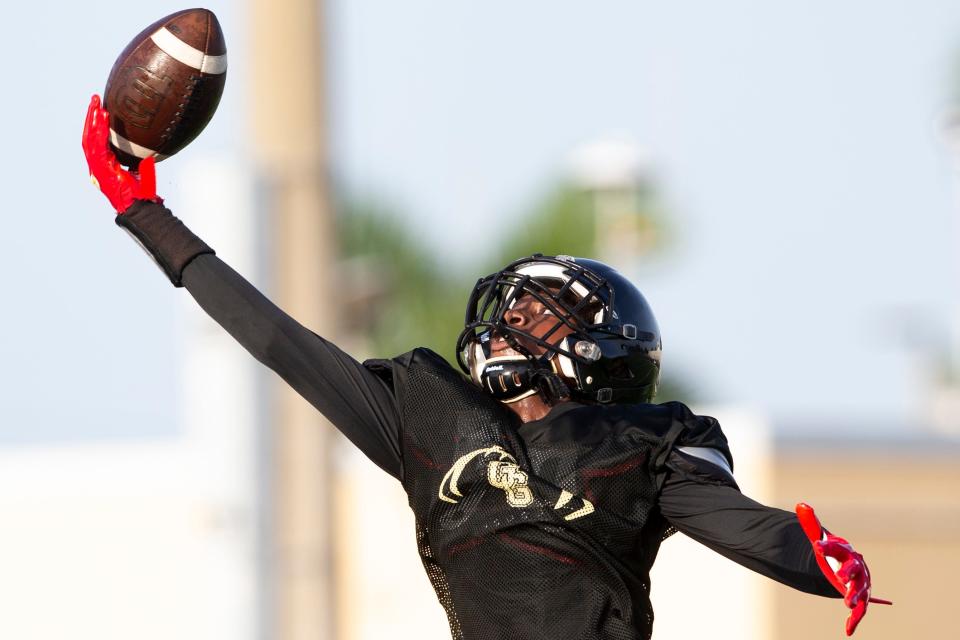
658, 452, 838, 597
181, 253, 404, 479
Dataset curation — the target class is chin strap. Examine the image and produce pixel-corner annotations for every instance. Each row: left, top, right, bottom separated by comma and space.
530, 368, 570, 404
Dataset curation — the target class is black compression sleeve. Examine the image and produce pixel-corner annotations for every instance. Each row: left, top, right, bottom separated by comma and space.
180, 252, 403, 479
116, 200, 214, 286
658, 463, 838, 597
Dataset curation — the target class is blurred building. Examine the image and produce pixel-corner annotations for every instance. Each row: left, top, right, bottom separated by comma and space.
933, 113, 960, 435
0, 158, 263, 640
771, 430, 960, 639
653, 425, 959, 639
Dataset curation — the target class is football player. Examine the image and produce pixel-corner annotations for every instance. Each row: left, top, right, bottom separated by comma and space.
83, 95, 887, 639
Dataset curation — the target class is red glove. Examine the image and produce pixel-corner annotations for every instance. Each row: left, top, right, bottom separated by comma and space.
82, 94, 159, 213
796, 503, 892, 636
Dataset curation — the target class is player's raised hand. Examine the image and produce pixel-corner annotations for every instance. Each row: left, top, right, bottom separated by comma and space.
796, 502, 891, 636
82, 94, 159, 213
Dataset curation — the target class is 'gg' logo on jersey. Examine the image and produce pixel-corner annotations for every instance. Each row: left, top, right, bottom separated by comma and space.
487, 460, 533, 507
439, 445, 534, 508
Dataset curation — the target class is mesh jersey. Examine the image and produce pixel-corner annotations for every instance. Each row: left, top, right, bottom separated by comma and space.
374, 348, 731, 640
135, 206, 834, 639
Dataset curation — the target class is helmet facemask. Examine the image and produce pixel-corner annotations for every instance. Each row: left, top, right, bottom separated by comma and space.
457, 255, 662, 406
457, 256, 617, 404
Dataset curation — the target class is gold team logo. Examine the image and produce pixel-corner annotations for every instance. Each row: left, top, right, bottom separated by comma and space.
440, 445, 534, 507
438, 445, 594, 521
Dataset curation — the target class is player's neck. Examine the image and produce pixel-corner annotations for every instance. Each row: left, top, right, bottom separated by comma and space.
505, 393, 565, 423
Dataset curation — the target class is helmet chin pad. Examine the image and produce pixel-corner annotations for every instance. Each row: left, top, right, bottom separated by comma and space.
476, 355, 538, 403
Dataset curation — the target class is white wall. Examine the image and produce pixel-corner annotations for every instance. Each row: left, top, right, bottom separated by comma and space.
0, 157, 262, 640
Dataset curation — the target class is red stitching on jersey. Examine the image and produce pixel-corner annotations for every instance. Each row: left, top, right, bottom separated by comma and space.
498, 533, 579, 565
409, 445, 443, 471
447, 536, 487, 558
579, 453, 647, 502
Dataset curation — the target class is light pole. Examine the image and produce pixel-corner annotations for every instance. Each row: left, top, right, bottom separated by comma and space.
250, 1, 337, 638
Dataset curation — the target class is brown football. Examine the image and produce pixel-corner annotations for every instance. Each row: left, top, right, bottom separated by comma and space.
103, 8, 227, 168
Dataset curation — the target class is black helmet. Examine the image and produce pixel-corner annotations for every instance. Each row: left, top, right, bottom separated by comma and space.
456, 254, 662, 405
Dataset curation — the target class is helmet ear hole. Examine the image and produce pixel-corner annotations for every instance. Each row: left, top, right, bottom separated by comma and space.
606, 359, 634, 381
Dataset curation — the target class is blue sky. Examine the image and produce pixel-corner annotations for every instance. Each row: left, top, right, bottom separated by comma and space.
3, 1, 960, 441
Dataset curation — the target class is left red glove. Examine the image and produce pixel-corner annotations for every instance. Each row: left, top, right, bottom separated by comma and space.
796, 503, 892, 636
81, 94, 159, 213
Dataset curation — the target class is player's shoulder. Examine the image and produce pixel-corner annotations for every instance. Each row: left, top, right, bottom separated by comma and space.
407, 346, 457, 370
364, 347, 453, 372
645, 401, 734, 480
533, 401, 722, 450
604, 401, 732, 468
362, 347, 468, 394
658, 401, 728, 449
600, 400, 725, 441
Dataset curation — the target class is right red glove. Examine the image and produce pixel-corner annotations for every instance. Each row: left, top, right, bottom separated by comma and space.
81, 94, 159, 213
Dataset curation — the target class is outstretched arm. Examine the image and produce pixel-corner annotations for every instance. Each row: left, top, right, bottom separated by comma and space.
82, 95, 403, 479
181, 250, 403, 478
658, 451, 887, 635
658, 456, 838, 597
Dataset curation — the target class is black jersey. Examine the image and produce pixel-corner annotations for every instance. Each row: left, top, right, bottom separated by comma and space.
115, 202, 836, 640
371, 348, 729, 639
